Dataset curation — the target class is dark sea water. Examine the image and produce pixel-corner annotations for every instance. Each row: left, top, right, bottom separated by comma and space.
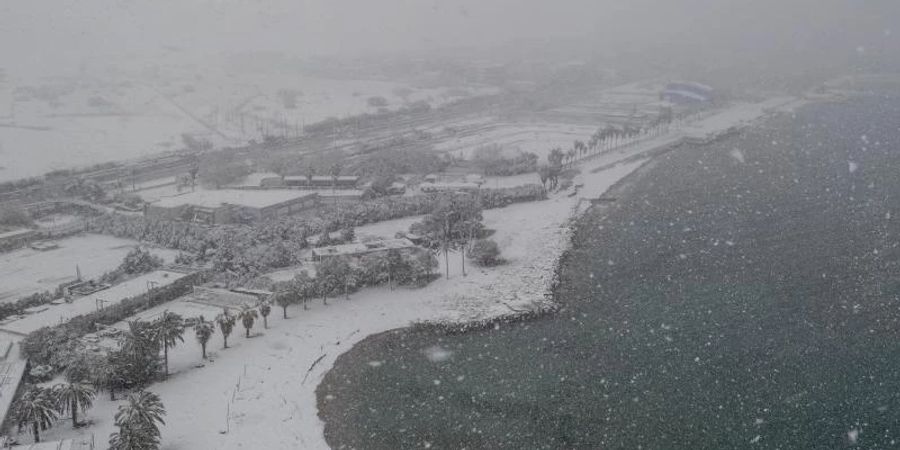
318, 95, 900, 449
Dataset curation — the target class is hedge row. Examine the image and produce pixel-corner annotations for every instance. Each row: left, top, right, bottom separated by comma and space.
21, 270, 212, 368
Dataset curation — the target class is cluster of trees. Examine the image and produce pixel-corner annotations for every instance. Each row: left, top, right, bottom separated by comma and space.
99, 247, 164, 285
271, 247, 439, 318
13, 383, 95, 442
348, 147, 449, 180
87, 187, 543, 281
14, 383, 166, 449
198, 152, 250, 188
302, 100, 431, 137
16, 320, 171, 449
411, 193, 485, 278
22, 271, 210, 369
211, 303, 269, 350
471, 145, 539, 176
0, 204, 33, 228
469, 239, 503, 267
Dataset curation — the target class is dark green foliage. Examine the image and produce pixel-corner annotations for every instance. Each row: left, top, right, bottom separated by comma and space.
194, 317, 214, 359
469, 239, 503, 267
216, 311, 236, 349
53, 382, 95, 428
471, 145, 539, 176
152, 311, 185, 378
109, 391, 166, 450
100, 247, 164, 285
198, 153, 249, 188
13, 386, 58, 443
0, 205, 33, 227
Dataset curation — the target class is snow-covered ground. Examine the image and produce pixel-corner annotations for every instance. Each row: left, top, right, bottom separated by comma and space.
24, 144, 660, 450
0, 66, 496, 183
16, 99, 791, 449
435, 122, 600, 160
0, 234, 180, 303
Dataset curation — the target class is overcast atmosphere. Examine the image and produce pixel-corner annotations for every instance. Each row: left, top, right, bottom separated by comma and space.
2, 1, 900, 449
2, 1, 898, 69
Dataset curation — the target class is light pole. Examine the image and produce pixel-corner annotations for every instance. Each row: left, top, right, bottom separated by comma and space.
146, 280, 159, 308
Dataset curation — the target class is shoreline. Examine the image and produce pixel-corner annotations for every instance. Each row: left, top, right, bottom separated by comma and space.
313, 97, 821, 448
313, 94, 900, 449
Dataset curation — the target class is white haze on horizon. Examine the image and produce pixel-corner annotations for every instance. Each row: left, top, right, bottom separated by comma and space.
1, 0, 897, 76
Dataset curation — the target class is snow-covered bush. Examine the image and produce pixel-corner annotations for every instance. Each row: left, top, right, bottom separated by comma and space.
469, 239, 503, 267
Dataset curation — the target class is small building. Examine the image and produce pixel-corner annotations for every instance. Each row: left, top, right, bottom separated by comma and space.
420, 182, 481, 194
312, 238, 417, 260
264, 175, 360, 190
229, 287, 273, 300
315, 189, 365, 204
146, 189, 319, 224
187, 286, 259, 310
661, 81, 715, 104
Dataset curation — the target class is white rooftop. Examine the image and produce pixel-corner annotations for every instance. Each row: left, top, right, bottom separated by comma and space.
229, 172, 281, 188
153, 189, 316, 209
0, 228, 33, 240
312, 238, 416, 258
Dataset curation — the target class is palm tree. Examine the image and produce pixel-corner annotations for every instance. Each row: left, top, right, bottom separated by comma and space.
548, 147, 565, 168
109, 391, 166, 450
274, 290, 295, 319
258, 300, 271, 329
194, 316, 214, 360
217, 310, 236, 349
291, 271, 316, 311
239, 306, 258, 338
92, 357, 119, 401
53, 382, 96, 428
304, 165, 316, 187
152, 311, 184, 378
329, 162, 343, 199
343, 270, 359, 300
14, 386, 58, 443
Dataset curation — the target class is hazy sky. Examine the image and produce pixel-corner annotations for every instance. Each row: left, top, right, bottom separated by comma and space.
1, 0, 897, 73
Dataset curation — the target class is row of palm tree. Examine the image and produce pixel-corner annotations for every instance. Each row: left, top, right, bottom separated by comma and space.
203, 301, 270, 355
552, 111, 678, 170
15, 383, 167, 449
13, 382, 95, 443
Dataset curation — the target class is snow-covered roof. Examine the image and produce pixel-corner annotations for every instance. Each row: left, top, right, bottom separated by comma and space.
228, 172, 281, 188
0, 228, 34, 240
314, 189, 364, 197
153, 189, 316, 209
283, 175, 360, 182
312, 238, 416, 258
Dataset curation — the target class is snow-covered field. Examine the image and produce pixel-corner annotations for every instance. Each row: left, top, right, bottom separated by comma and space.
436, 122, 599, 160
0, 67, 496, 182
0, 234, 180, 303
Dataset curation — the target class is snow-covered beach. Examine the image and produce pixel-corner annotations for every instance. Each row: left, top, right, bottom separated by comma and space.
17, 98, 801, 449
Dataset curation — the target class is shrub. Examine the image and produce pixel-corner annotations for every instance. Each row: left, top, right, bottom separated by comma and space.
0, 205, 33, 227
469, 239, 503, 267
29, 365, 55, 383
